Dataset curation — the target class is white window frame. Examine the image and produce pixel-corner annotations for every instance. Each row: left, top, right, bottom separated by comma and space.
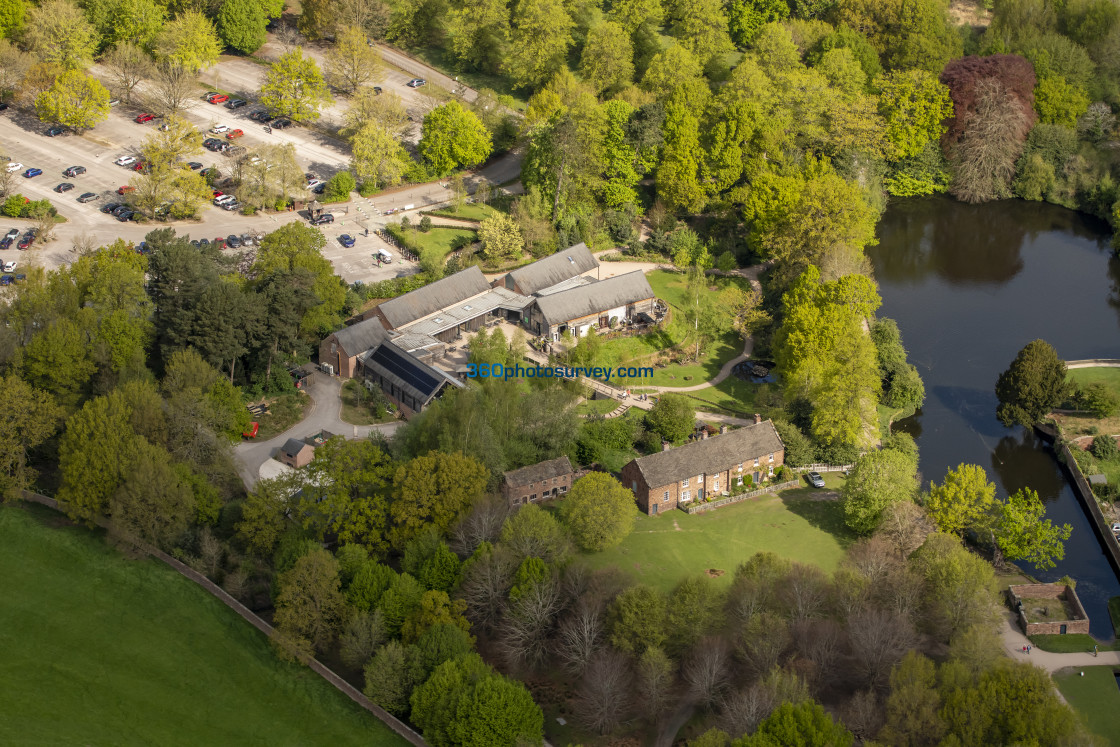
737, 475, 743, 486
769, 453, 775, 463
713, 479, 719, 492
681, 490, 691, 503
754, 457, 760, 467
682, 477, 689, 488
662, 490, 670, 502
768, 465, 774, 476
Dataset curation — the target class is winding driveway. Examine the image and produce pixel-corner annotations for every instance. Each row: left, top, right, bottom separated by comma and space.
234, 372, 401, 489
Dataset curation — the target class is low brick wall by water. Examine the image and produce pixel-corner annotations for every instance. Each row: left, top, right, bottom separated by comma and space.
1008, 583, 1090, 636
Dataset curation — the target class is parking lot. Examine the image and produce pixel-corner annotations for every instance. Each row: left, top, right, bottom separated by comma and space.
319, 228, 418, 285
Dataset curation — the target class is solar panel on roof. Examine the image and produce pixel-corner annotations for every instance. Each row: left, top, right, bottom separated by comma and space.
369, 343, 441, 396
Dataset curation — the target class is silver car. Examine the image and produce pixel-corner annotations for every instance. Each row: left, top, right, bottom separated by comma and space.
807, 471, 825, 488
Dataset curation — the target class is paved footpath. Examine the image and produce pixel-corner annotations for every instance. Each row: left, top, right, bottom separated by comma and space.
998, 610, 1120, 673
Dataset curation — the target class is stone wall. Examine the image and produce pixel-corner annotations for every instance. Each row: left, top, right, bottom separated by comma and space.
1008, 582, 1091, 636
18, 490, 428, 747
1058, 442, 1120, 575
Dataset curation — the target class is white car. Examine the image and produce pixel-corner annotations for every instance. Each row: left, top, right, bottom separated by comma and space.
114, 155, 136, 166
210, 125, 229, 134
306, 179, 325, 191
6, 162, 21, 173
213, 194, 235, 204
2, 261, 14, 272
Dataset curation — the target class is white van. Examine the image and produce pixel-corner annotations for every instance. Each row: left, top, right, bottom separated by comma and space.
377, 248, 392, 264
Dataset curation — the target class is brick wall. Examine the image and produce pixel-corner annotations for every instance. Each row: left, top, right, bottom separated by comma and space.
1008, 583, 1091, 636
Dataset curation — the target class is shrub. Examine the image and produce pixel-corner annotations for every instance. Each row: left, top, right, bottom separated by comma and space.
419, 216, 432, 232
1073, 382, 1120, 418
2, 194, 25, 217
1090, 435, 1120, 461
322, 171, 356, 202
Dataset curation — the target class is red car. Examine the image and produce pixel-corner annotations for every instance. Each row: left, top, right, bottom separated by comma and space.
212, 190, 223, 198
17, 234, 33, 250
226, 129, 244, 139
213, 237, 226, 248
135, 113, 154, 123
209, 94, 229, 104
117, 185, 135, 195
133, 160, 148, 172
242, 421, 260, 439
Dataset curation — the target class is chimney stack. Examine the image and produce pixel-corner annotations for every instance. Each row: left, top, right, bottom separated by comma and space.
754, 413, 762, 425
662, 441, 671, 452
719, 424, 728, 434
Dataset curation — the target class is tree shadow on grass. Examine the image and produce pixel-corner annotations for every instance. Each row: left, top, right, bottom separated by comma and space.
779, 490, 859, 550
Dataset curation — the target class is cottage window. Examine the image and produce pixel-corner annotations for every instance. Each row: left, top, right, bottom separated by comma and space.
663, 490, 670, 501
713, 479, 719, 491
681, 490, 691, 503
737, 463, 743, 472
682, 477, 689, 487
754, 457, 760, 467
769, 453, 775, 463
768, 465, 774, 476
737, 475, 743, 486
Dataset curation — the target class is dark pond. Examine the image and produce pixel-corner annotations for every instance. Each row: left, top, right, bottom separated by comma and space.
869, 196, 1120, 639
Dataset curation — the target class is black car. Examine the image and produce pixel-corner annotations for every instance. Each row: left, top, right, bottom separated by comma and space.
101, 202, 121, 213
272, 118, 292, 129
203, 138, 223, 150
77, 192, 99, 203
111, 205, 131, 217
199, 167, 216, 177
63, 165, 86, 177
56, 182, 74, 193
310, 213, 334, 225
0, 237, 11, 249
199, 238, 210, 246
227, 99, 248, 109
45, 126, 64, 137
117, 210, 134, 221
0, 102, 8, 111
227, 235, 242, 248
187, 162, 203, 170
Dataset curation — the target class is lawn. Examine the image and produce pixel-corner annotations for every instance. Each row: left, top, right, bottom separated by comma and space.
1053, 666, 1120, 747
578, 485, 856, 592
394, 226, 477, 262
340, 379, 395, 425
253, 391, 312, 440
684, 379, 787, 419
1028, 634, 1119, 653
575, 397, 620, 416
0, 504, 407, 746
425, 203, 501, 222
1056, 367, 1120, 440
1069, 367, 1120, 394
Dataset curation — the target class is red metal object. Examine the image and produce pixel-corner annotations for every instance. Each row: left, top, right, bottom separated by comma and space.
242, 421, 260, 439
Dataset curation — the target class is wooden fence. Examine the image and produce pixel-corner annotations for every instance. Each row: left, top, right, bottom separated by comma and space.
680, 480, 800, 514
16, 490, 428, 747
796, 463, 854, 473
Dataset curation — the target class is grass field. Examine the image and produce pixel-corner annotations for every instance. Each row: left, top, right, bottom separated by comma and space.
1069, 367, 1120, 393
1057, 368, 1120, 440
1053, 666, 1120, 746
578, 484, 855, 592
425, 203, 501, 222
0, 504, 407, 746
340, 380, 395, 425
253, 391, 312, 440
1028, 634, 1120, 653
575, 397, 620, 416
398, 226, 477, 262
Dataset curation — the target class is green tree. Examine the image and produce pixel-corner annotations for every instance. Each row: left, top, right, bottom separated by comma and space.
842, 449, 918, 534
0, 0, 27, 38
560, 472, 638, 551
274, 547, 345, 653
445, 0, 508, 73
255, 222, 347, 335
996, 487, 1071, 570
579, 20, 634, 94
599, 99, 640, 209
499, 503, 572, 563
236, 474, 299, 557
343, 87, 410, 138
24, 0, 97, 69
409, 653, 491, 743
109, 439, 196, 548
609, 584, 667, 655
154, 10, 222, 71
57, 393, 141, 524
910, 532, 998, 641
378, 572, 425, 638
390, 451, 489, 550
102, 41, 154, 105
419, 542, 462, 593
260, 48, 334, 122
879, 651, 946, 745
449, 671, 544, 746
0, 375, 62, 500
363, 640, 414, 714
478, 211, 524, 262
84, 0, 165, 50
995, 339, 1068, 428
926, 463, 997, 537
666, 575, 721, 654
408, 623, 475, 685
645, 393, 695, 445
504, 0, 573, 89
657, 93, 706, 213
22, 318, 95, 408
325, 25, 383, 94
737, 700, 853, 746
1034, 75, 1089, 127
217, 0, 267, 54
729, 0, 789, 46
877, 69, 954, 160
348, 558, 397, 610
609, 0, 662, 32
672, 0, 733, 66
418, 101, 493, 176
34, 69, 110, 131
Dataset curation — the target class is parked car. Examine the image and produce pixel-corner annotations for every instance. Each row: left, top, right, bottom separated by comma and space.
77, 192, 99, 203
132, 160, 148, 171
23, 168, 42, 178
13, 273, 24, 282
117, 210, 135, 221
226, 129, 244, 139
45, 126, 64, 137
0, 237, 12, 250
240, 233, 254, 246
108, 98, 120, 107
272, 118, 292, 128
210, 124, 229, 133
372, 86, 382, 95
198, 238, 210, 246
227, 99, 248, 109
213, 237, 226, 248
135, 113, 154, 123
186, 162, 203, 170
3, 228, 15, 240
111, 205, 131, 216
247, 110, 265, 121
306, 179, 325, 191
114, 155, 136, 166
117, 185, 135, 195
227, 235, 242, 248
258, 112, 275, 122
17, 234, 33, 249
213, 194, 235, 204
806, 471, 826, 488
1112, 522, 1120, 536
0, 102, 8, 111
407, 78, 426, 88
310, 213, 334, 225
208, 94, 229, 104
0, 274, 11, 285
5, 162, 21, 172
101, 202, 121, 213
63, 165, 86, 177
56, 182, 74, 192
204, 92, 223, 102
2, 260, 14, 271
221, 201, 241, 211
339, 234, 355, 247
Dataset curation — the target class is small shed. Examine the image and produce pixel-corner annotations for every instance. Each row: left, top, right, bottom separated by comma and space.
307, 200, 323, 219
278, 438, 315, 469
1007, 582, 1090, 636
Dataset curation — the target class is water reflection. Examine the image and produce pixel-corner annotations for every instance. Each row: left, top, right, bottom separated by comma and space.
871, 198, 1120, 638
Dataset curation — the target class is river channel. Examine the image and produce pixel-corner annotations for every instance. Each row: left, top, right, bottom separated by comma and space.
868, 197, 1120, 639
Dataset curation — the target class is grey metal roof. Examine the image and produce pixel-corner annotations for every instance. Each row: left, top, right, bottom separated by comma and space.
503, 456, 574, 488
358, 341, 463, 405
330, 316, 389, 357
533, 275, 594, 297
376, 266, 492, 329
533, 271, 655, 327
507, 243, 598, 295
628, 420, 784, 489
400, 286, 534, 337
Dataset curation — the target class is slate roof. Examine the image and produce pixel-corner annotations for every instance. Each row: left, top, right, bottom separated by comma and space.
503, 456, 575, 488
358, 341, 462, 404
506, 243, 598, 295
280, 438, 310, 458
330, 316, 389, 356
628, 420, 784, 489
376, 266, 492, 329
533, 270, 655, 327
400, 286, 534, 337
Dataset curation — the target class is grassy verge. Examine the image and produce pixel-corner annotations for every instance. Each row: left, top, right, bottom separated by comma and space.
1110, 596, 1120, 636
575, 398, 620, 417
1029, 634, 1120, 653
387, 225, 477, 262
1053, 666, 1120, 747
253, 391, 311, 440
339, 380, 394, 425
422, 203, 500, 221
578, 485, 855, 592
0, 503, 407, 746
